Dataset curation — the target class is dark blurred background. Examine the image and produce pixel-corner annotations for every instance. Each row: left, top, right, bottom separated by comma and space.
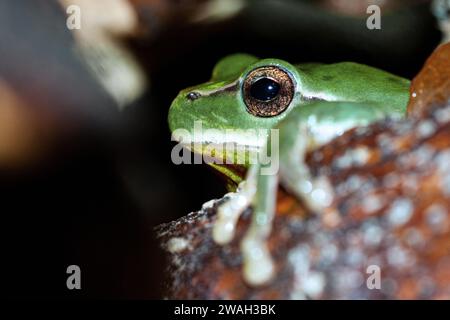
0, 0, 442, 298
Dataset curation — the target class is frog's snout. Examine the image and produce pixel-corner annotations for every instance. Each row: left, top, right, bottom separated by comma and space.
186, 91, 200, 101
168, 91, 197, 134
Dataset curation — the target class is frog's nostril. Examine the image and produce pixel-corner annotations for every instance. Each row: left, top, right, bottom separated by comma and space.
186, 92, 200, 101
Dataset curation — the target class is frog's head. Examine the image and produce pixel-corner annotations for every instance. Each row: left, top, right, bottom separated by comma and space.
168, 54, 302, 187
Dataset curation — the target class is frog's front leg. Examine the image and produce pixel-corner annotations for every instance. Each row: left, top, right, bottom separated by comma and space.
212, 130, 279, 285
278, 102, 391, 210
213, 165, 258, 245
240, 131, 279, 285
215, 102, 392, 286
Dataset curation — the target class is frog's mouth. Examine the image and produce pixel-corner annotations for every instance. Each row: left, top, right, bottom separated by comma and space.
170, 125, 267, 189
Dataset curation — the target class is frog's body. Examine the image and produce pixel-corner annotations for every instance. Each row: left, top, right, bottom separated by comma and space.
169, 54, 410, 286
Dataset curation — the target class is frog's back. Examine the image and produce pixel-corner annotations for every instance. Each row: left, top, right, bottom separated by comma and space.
296, 62, 410, 115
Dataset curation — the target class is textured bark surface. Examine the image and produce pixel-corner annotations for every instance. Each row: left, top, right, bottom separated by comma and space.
157, 102, 450, 299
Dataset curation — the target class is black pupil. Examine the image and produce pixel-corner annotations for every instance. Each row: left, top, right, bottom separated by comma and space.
250, 78, 280, 101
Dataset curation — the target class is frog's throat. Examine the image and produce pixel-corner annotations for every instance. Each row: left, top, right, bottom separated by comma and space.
180, 142, 256, 190
208, 163, 247, 191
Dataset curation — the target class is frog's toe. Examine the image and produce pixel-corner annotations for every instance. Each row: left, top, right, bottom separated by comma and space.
213, 182, 256, 244
213, 194, 248, 244
241, 236, 274, 286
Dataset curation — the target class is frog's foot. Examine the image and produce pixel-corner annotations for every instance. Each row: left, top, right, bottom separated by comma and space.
241, 220, 275, 286
213, 177, 257, 245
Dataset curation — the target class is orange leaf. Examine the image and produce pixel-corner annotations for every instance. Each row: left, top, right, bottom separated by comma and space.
407, 42, 450, 116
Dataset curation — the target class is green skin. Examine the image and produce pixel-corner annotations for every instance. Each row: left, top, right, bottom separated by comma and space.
169, 53, 410, 286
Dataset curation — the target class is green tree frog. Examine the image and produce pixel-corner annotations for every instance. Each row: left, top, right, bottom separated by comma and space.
168, 54, 410, 286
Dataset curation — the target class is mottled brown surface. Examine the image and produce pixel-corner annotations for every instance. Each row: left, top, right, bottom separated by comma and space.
156, 102, 450, 299
407, 42, 450, 117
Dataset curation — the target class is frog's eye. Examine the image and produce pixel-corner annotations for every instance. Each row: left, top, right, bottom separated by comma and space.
243, 66, 294, 117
